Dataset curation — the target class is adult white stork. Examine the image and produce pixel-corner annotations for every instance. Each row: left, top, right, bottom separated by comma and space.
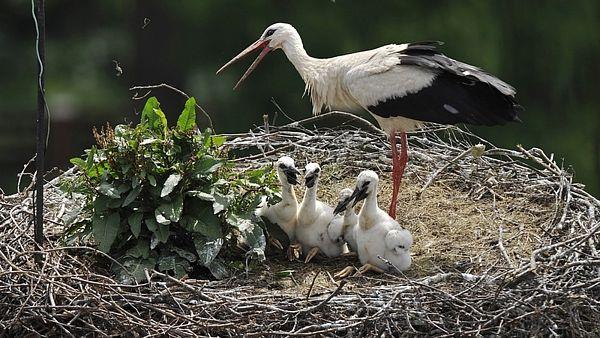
217, 23, 522, 219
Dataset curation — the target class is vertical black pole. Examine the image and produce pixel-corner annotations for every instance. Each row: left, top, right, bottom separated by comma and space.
34, 0, 46, 245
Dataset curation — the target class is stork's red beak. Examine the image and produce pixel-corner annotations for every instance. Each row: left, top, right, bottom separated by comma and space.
216, 39, 272, 90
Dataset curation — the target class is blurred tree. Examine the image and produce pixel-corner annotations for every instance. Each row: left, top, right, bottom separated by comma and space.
0, 0, 598, 196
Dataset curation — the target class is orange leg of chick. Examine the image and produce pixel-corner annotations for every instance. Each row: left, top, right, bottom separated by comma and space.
354, 263, 385, 276
334, 266, 356, 279
304, 247, 320, 263
388, 130, 408, 219
287, 241, 302, 261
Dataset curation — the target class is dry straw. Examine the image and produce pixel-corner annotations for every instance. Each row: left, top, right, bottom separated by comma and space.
1, 112, 598, 336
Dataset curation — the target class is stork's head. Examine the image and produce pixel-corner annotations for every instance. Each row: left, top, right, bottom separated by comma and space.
276, 156, 300, 186
334, 170, 379, 213
304, 163, 321, 189
216, 23, 298, 89
333, 188, 355, 215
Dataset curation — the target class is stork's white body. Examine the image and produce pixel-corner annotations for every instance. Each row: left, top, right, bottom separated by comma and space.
220, 22, 520, 221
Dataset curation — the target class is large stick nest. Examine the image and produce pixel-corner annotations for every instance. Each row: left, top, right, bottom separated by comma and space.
1, 113, 599, 336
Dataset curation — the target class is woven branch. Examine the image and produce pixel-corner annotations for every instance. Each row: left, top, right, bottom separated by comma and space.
1, 116, 598, 336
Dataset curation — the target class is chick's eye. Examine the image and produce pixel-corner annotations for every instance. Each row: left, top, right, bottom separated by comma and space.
265, 29, 276, 37
279, 163, 286, 169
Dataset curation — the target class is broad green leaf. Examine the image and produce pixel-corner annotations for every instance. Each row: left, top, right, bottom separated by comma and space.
275, 270, 295, 277
155, 209, 171, 225
158, 255, 190, 278
150, 233, 160, 250
122, 186, 141, 207
141, 97, 168, 134
212, 191, 230, 214
207, 258, 230, 279
155, 223, 170, 243
210, 135, 226, 147
140, 137, 159, 146
97, 182, 120, 199
156, 195, 184, 223
153, 108, 168, 134
171, 247, 197, 262
161, 173, 182, 197
128, 212, 143, 238
228, 214, 266, 251
194, 236, 223, 267
132, 176, 141, 189
259, 215, 290, 248
93, 212, 120, 252
186, 190, 215, 201
125, 240, 150, 259
145, 217, 158, 232
70, 157, 86, 169
141, 97, 160, 126
114, 257, 156, 284
93, 195, 110, 213
193, 157, 222, 177
148, 175, 157, 187
181, 201, 221, 238
177, 97, 197, 132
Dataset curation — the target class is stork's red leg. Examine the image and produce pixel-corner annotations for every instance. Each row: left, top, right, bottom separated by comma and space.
389, 130, 399, 218
388, 130, 408, 219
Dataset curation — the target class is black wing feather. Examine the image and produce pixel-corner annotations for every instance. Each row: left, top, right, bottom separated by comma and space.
368, 43, 522, 126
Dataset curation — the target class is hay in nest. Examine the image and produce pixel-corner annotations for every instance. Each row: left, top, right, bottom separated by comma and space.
1, 112, 599, 336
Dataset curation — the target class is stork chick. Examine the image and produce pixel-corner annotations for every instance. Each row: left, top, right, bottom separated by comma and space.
256, 156, 302, 260
328, 188, 359, 253
296, 163, 345, 263
334, 170, 413, 277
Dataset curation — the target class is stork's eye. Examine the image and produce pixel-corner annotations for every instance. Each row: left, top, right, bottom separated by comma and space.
314, 168, 320, 174
362, 181, 370, 189
265, 29, 276, 37
279, 163, 286, 169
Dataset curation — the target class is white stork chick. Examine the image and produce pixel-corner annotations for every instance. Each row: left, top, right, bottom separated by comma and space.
328, 188, 359, 253
296, 163, 345, 263
334, 170, 413, 277
256, 156, 301, 260
217, 23, 522, 220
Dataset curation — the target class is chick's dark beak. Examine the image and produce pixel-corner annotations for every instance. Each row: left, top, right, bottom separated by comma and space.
305, 174, 317, 188
350, 184, 369, 207
333, 195, 353, 215
283, 167, 300, 185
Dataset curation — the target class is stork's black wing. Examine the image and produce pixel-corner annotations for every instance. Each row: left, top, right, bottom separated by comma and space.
356, 42, 522, 126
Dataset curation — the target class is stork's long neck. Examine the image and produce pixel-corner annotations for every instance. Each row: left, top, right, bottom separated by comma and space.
281, 34, 318, 83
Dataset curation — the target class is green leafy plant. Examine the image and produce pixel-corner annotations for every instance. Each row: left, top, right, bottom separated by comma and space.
63, 96, 280, 283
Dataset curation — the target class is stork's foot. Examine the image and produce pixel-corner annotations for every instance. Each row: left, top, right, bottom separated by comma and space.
304, 247, 320, 263
269, 237, 284, 251
334, 266, 356, 279
287, 242, 302, 261
353, 263, 385, 276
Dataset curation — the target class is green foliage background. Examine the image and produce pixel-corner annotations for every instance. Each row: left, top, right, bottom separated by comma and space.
63, 97, 280, 281
0, 0, 598, 196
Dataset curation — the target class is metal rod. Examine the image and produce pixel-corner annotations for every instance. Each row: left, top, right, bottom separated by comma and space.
34, 0, 46, 245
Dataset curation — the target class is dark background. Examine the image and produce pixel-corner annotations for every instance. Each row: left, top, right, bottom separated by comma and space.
1, 0, 599, 196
